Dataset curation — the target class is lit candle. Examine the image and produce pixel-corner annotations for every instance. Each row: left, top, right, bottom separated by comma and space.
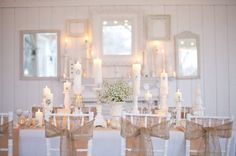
93, 58, 102, 86
173, 71, 176, 78
144, 90, 152, 102
35, 109, 43, 127
73, 61, 82, 94
43, 86, 51, 99
174, 89, 182, 103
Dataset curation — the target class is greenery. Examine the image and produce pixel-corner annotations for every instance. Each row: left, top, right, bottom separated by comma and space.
97, 80, 133, 103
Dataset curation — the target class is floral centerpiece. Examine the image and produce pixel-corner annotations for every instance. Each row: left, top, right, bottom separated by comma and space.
97, 80, 133, 103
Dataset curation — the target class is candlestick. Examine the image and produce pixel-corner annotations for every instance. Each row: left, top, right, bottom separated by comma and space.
160, 69, 168, 95
93, 58, 102, 87
174, 89, 182, 123
132, 63, 141, 96
64, 80, 71, 93
73, 61, 82, 94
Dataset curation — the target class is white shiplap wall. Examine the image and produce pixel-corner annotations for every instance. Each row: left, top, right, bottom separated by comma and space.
0, 0, 236, 119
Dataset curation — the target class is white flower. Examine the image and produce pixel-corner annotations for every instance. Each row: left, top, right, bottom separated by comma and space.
97, 80, 133, 103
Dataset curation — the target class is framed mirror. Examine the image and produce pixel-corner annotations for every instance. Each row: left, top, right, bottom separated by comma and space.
175, 31, 200, 79
102, 19, 132, 56
20, 30, 60, 80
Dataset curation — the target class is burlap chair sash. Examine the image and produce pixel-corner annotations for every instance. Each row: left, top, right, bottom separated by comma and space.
45, 120, 94, 156
121, 118, 170, 156
0, 121, 13, 139
185, 120, 233, 156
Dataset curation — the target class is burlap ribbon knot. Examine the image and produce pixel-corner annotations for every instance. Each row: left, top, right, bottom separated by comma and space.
121, 119, 170, 156
0, 121, 13, 139
185, 120, 233, 156
45, 119, 94, 156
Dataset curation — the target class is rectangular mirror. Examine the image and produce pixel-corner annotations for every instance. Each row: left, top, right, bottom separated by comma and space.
102, 19, 132, 56
175, 31, 200, 79
20, 30, 60, 80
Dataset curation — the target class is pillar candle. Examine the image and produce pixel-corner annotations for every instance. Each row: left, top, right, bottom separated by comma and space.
93, 58, 102, 86
160, 69, 168, 95
43, 86, 51, 98
35, 109, 43, 126
73, 61, 82, 94
174, 89, 182, 103
144, 90, 152, 102
132, 63, 141, 96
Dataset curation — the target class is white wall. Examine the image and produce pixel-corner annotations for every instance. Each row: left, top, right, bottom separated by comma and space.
0, 0, 236, 119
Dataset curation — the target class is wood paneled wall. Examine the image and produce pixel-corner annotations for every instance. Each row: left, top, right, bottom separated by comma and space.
0, 1, 236, 119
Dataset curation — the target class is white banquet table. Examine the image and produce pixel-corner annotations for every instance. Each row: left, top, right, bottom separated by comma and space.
19, 129, 236, 156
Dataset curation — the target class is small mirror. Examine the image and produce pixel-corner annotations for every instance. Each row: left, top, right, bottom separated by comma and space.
175, 31, 200, 79
20, 30, 60, 79
102, 19, 132, 56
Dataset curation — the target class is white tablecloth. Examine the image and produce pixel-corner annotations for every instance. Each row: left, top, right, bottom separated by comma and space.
19, 129, 236, 156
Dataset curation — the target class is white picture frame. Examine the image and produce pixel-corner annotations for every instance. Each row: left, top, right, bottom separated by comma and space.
147, 15, 171, 40
66, 19, 88, 37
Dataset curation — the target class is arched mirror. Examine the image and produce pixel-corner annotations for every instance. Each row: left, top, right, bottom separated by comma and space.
20, 30, 60, 80
175, 31, 200, 79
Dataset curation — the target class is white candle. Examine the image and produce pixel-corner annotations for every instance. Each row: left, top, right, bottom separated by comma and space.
64, 80, 71, 93
73, 61, 82, 94
160, 69, 168, 95
43, 86, 51, 98
174, 89, 182, 103
161, 49, 165, 70
144, 90, 152, 102
35, 109, 43, 126
93, 58, 102, 86
132, 63, 141, 96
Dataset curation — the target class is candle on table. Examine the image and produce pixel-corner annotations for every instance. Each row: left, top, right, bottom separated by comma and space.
35, 109, 43, 127
93, 58, 102, 86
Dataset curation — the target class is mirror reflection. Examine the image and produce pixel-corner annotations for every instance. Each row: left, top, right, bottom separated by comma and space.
21, 30, 60, 79
175, 31, 200, 79
102, 19, 132, 55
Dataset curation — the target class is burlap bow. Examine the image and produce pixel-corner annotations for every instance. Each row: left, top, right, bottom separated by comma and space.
45, 119, 94, 156
0, 121, 13, 139
121, 119, 170, 156
185, 120, 233, 156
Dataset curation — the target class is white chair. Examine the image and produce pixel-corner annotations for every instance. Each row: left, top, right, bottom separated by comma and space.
0, 112, 13, 156
121, 112, 171, 156
45, 112, 94, 156
185, 114, 234, 156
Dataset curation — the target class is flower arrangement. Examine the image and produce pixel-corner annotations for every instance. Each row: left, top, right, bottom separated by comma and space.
98, 80, 133, 103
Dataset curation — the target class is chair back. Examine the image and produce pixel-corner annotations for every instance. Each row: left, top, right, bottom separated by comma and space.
45, 112, 94, 156
121, 112, 171, 156
185, 114, 234, 156
0, 112, 13, 156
